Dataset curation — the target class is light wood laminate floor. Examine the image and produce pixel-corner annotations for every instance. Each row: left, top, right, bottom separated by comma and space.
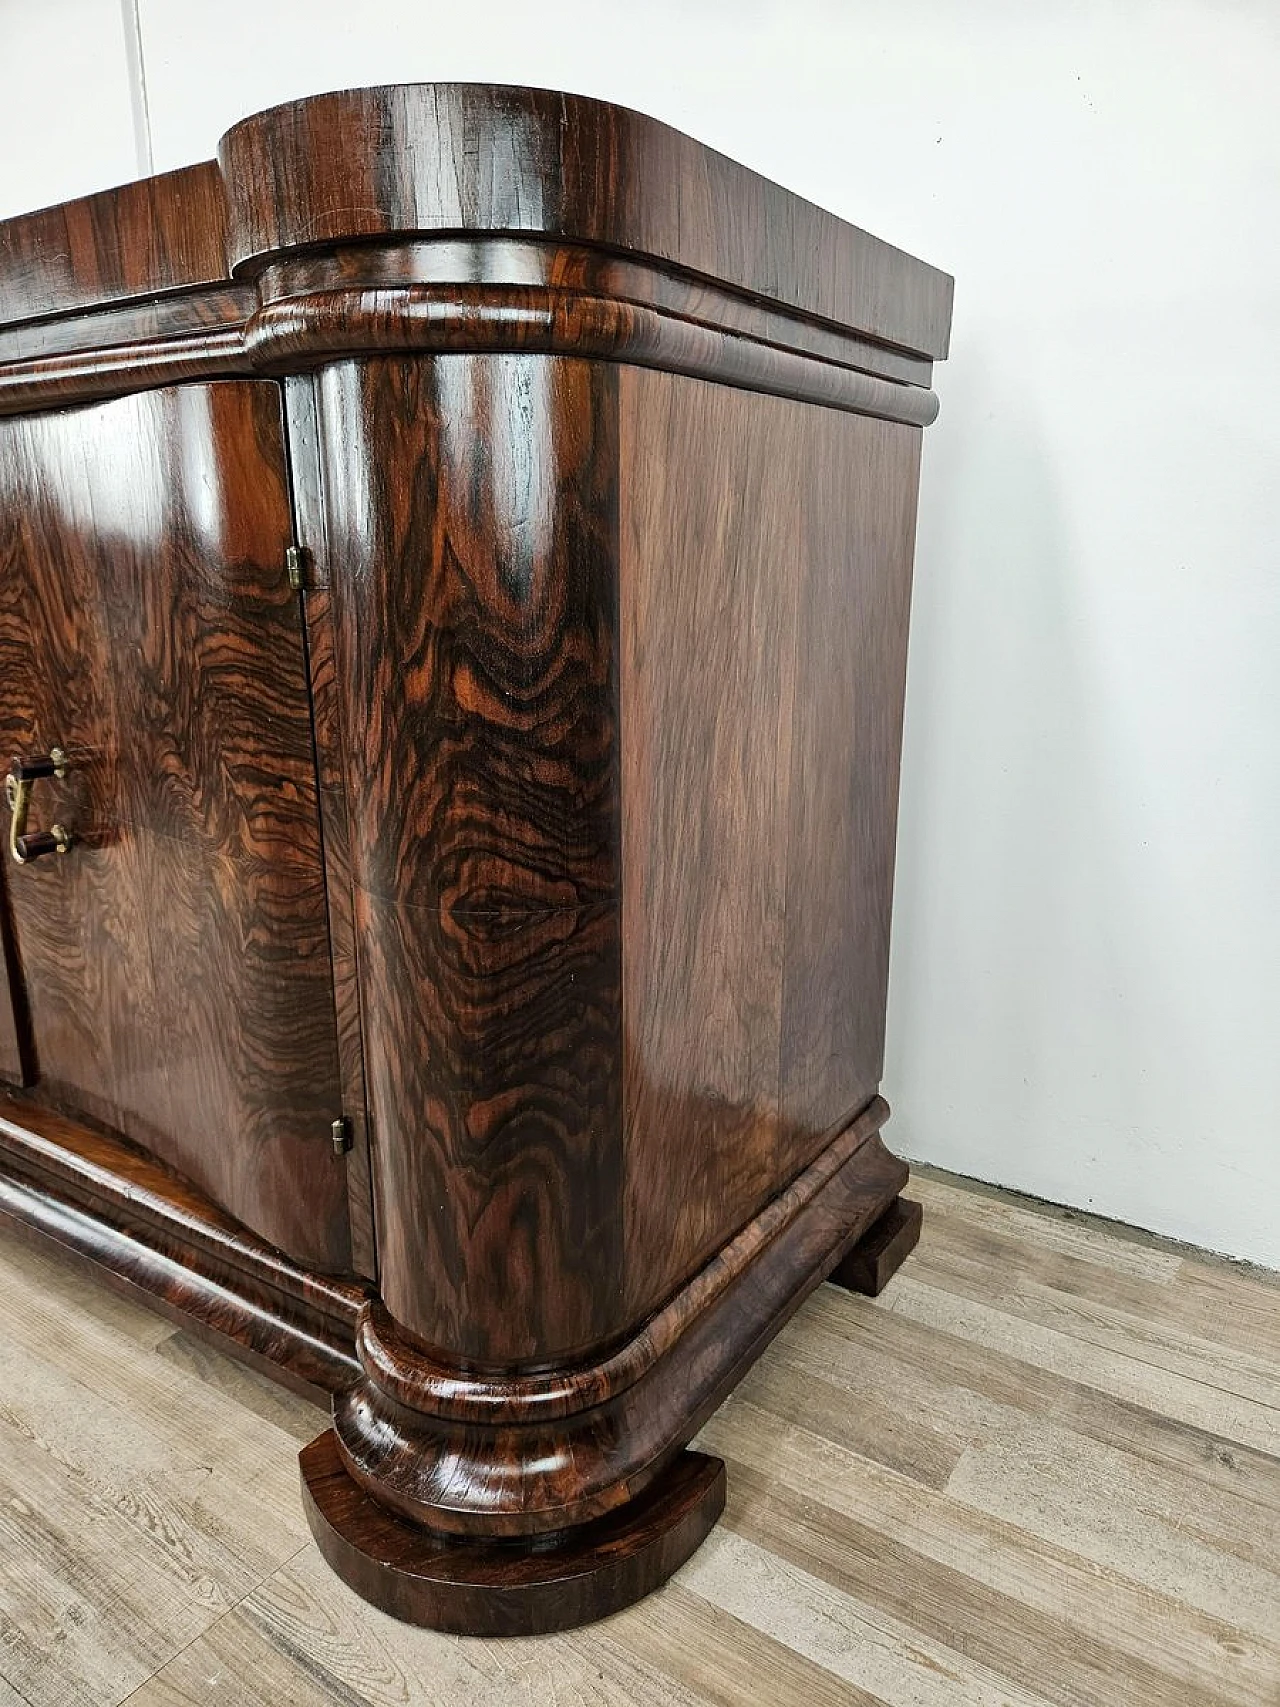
0, 1169, 1276, 1706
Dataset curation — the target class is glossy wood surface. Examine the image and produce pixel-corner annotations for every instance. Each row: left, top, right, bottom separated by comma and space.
301, 1432, 725, 1636
0, 1091, 364, 1398
301, 352, 624, 1365
255, 239, 936, 386
329, 1117, 907, 1542
281, 373, 378, 1282
0, 382, 351, 1271
220, 85, 951, 357
0, 237, 940, 430
0, 81, 951, 1635
619, 369, 922, 1320
0, 162, 228, 327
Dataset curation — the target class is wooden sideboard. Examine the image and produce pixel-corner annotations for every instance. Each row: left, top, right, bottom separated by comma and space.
0, 84, 952, 1634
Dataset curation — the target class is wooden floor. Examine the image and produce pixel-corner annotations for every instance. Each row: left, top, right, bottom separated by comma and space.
0, 1171, 1277, 1707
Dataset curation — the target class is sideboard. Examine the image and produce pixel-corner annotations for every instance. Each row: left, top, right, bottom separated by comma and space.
0, 83, 952, 1634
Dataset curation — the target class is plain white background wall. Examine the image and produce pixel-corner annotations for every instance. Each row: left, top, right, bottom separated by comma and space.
2, 1, 1278, 1265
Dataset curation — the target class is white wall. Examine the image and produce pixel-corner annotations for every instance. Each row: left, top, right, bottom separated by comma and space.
3, 1, 1278, 1264
0, 1, 139, 220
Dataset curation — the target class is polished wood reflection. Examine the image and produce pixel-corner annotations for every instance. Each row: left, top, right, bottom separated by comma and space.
618, 369, 922, 1319
0, 382, 351, 1272
299, 353, 624, 1365
0, 82, 951, 1634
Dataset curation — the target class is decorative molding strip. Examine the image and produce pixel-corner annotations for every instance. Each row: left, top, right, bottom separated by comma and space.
0, 285, 936, 426
331, 1120, 908, 1537
246, 289, 939, 427
357, 1096, 890, 1424
0, 1096, 365, 1395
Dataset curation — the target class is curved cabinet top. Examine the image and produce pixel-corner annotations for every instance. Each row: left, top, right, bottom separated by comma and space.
0, 83, 952, 359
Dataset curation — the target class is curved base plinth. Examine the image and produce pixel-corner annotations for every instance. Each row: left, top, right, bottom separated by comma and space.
299, 1431, 726, 1635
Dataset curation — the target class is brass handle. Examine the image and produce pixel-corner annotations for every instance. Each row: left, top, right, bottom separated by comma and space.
6, 748, 73, 864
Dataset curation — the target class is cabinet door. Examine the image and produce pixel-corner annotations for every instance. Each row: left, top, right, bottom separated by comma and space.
0, 381, 352, 1273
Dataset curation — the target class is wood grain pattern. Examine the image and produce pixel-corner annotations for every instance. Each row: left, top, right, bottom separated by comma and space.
281, 373, 377, 1282
256, 238, 936, 387
777, 416, 921, 1151
0, 240, 939, 428
0, 854, 30, 1084
245, 285, 939, 428
0, 86, 950, 367
0, 1092, 364, 1400
218, 85, 953, 359
2, 1170, 1274, 1703
328, 1120, 905, 1541
305, 353, 623, 1365
300, 1432, 725, 1637
0, 382, 351, 1270
0, 284, 254, 368
618, 369, 925, 1320
0, 81, 954, 1637
0, 163, 228, 327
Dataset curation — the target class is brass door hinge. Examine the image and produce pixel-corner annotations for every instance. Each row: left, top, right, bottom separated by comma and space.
331, 1116, 353, 1156
286, 544, 310, 591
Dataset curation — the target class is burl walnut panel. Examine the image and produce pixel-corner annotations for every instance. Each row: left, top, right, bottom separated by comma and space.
618, 369, 922, 1319
0, 382, 350, 1271
297, 354, 623, 1363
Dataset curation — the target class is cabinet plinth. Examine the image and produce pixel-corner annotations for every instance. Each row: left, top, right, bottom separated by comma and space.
0, 82, 951, 1632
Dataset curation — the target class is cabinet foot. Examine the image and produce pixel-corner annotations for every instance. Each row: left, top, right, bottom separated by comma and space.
829, 1195, 923, 1297
299, 1431, 725, 1635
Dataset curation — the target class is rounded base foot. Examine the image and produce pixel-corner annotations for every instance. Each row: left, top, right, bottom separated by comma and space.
299, 1431, 726, 1635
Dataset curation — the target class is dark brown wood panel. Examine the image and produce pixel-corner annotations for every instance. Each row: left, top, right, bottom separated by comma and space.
301, 1431, 725, 1636
617, 367, 924, 1321
0, 1090, 365, 1398
0, 81, 949, 1635
281, 373, 378, 1281
0, 427, 158, 1137
779, 415, 921, 1151
0, 382, 351, 1271
255, 240, 935, 388
0, 163, 228, 327
307, 354, 624, 1363
617, 368, 796, 1320
355, 890, 622, 1365
331, 1114, 906, 1537
219, 85, 953, 358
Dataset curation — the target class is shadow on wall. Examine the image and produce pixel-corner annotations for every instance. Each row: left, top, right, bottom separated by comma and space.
883, 337, 1243, 1244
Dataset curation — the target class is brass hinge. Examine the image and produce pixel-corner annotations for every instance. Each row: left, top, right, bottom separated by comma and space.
331, 1116, 353, 1156
285, 543, 310, 591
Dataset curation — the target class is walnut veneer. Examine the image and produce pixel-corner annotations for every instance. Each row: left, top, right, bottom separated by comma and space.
0, 83, 951, 1633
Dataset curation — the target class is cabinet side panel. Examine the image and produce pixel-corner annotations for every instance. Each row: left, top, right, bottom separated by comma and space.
618, 368, 922, 1320
780, 420, 921, 1148
617, 369, 796, 1320
313, 354, 624, 1365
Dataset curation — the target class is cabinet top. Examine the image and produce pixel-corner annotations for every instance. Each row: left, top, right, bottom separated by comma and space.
0, 83, 951, 360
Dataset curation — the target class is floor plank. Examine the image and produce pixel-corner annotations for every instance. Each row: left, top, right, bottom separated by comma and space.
0, 1169, 1276, 1707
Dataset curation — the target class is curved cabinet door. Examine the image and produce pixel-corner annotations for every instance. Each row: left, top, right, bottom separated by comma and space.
0, 380, 353, 1273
